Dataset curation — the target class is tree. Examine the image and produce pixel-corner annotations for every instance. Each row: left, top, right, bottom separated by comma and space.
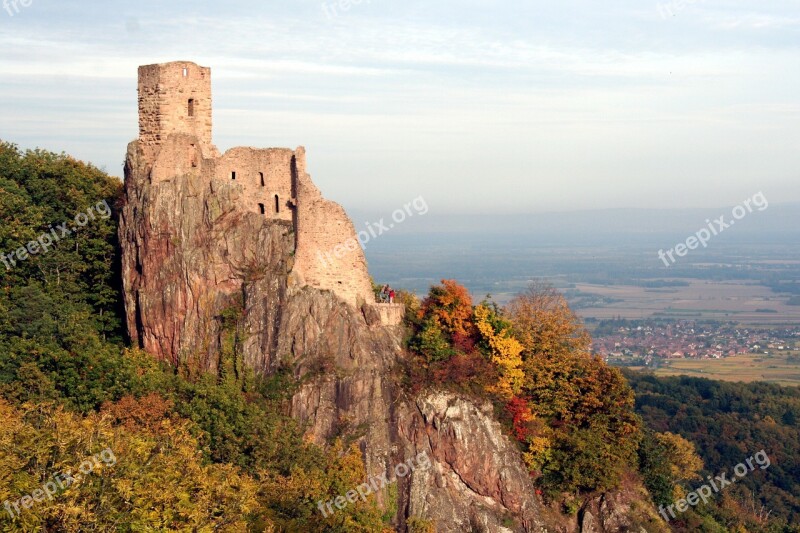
257, 439, 387, 532
505, 281, 591, 360
0, 142, 123, 341
474, 304, 525, 400
655, 431, 704, 483
0, 398, 263, 531
418, 279, 475, 339
413, 320, 455, 364
504, 283, 641, 494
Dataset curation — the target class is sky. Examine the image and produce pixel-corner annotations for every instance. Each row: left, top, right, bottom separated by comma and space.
0, 0, 798, 215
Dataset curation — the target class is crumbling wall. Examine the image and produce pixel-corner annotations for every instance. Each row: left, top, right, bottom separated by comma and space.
292, 147, 375, 308
212, 147, 295, 222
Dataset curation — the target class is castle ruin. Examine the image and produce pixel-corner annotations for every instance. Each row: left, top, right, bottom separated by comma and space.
134, 61, 389, 313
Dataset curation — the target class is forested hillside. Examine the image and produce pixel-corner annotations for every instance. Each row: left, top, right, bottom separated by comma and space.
626, 371, 800, 531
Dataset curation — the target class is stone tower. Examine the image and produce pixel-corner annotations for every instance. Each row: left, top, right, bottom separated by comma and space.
138, 61, 214, 156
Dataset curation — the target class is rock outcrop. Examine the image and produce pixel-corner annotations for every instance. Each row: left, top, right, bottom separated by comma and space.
119, 137, 550, 530
119, 60, 658, 532
398, 393, 545, 531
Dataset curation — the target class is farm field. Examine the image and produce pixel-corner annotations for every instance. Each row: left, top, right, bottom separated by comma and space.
573, 279, 800, 325
647, 354, 800, 387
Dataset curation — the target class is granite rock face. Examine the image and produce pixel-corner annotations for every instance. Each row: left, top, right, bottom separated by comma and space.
397, 392, 546, 532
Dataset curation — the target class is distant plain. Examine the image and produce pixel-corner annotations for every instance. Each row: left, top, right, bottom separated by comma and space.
640, 354, 800, 387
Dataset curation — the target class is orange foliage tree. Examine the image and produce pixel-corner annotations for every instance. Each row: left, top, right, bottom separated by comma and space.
418, 279, 475, 340
505, 281, 591, 359
409, 280, 494, 392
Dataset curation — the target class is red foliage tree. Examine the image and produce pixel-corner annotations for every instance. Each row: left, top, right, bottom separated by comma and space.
506, 396, 536, 442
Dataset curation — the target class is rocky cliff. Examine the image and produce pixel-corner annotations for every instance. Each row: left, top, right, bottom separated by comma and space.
119, 135, 558, 531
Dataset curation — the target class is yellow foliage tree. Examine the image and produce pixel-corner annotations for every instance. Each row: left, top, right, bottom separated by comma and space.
505, 281, 591, 359
0, 399, 263, 532
655, 431, 704, 482
257, 439, 388, 532
474, 304, 525, 400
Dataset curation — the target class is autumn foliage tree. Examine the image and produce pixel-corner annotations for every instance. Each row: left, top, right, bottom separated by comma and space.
0, 399, 261, 531
408, 280, 494, 394
656, 431, 704, 484
474, 303, 525, 400
504, 283, 641, 494
505, 281, 591, 358
408, 280, 643, 497
257, 439, 387, 532
418, 279, 475, 339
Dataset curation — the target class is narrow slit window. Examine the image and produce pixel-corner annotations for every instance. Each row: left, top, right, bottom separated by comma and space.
231, 171, 236, 180
188, 99, 195, 117
182, 67, 188, 77
259, 172, 265, 187
259, 203, 265, 215
274, 195, 280, 214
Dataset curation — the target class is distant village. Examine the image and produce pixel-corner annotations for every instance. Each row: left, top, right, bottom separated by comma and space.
590, 319, 800, 366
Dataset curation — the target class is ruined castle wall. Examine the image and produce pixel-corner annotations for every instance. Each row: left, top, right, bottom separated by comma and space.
293, 155, 375, 308
147, 138, 297, 225
149, 134, 204, 184
138, 62, 215, 157
211, 147, 296, 222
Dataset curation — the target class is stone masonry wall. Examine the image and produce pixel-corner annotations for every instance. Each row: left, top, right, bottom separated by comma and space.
211, 147, 296, 222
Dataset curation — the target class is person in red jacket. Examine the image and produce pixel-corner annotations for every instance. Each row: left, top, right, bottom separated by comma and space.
389, 288, 396, 304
